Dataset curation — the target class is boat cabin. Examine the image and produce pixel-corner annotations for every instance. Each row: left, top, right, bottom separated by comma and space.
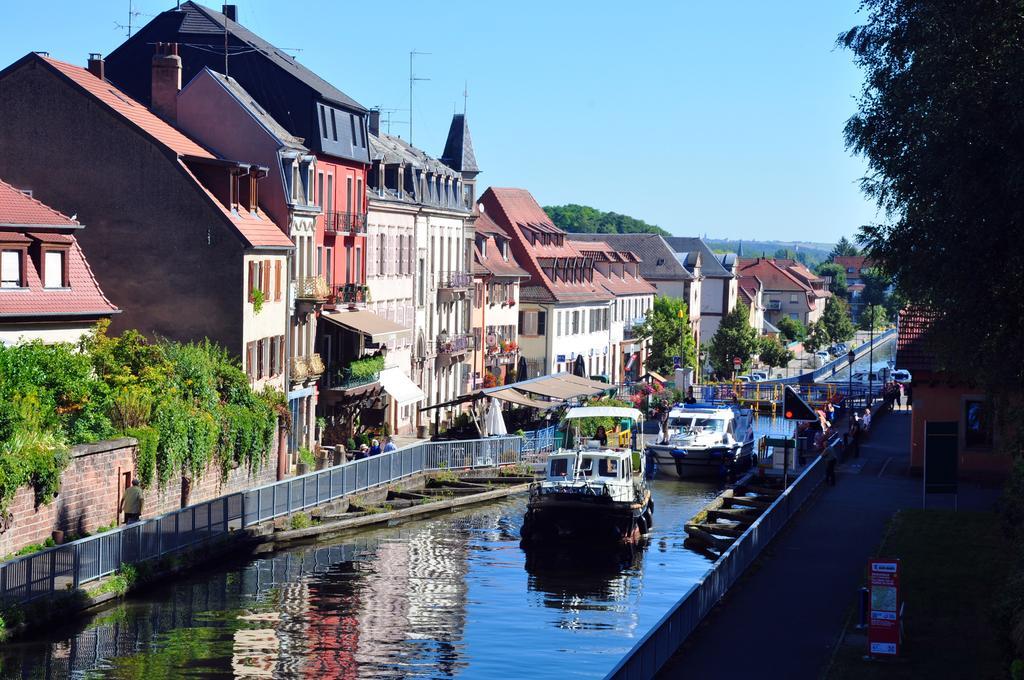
547, 450, 632, 481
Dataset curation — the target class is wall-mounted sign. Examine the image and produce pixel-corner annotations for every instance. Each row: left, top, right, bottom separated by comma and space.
867, 558, 901, 657
556, 354, 566, 363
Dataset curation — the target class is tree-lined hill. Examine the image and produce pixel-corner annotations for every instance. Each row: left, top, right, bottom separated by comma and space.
543, 204, 670, 237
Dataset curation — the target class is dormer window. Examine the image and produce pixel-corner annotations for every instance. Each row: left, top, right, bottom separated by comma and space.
1, 248, 25, 288
43, 249, 68, 288
501, 239, 509, 261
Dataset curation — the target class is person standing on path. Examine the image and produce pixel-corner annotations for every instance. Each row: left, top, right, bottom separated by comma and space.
370, 439, 382, 456
823, 446, 837, 486
382, 437, 397, 453
120, 478, 144, 524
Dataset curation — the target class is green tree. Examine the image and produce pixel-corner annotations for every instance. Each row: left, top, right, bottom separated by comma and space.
707, 303, 760, 376
544, 204, 670, 237
803, 321, 831, 354
841, 0, 1024, 395
829, 236, 859, 260
860, 304, 888, 331
815, 262, 849, 297
759, 336, 794, 372
775, 316, 806, 342
820, 297, 856, 344
635, 296, 696, 375
859, 267, 890, 307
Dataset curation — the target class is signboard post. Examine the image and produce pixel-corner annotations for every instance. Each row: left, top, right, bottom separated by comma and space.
867, 558, 902, 658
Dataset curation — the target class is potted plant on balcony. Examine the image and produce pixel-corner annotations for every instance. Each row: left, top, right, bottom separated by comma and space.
506, 340, 518, 353
482, 372, 499, 388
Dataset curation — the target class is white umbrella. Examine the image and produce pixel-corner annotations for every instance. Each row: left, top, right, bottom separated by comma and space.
485, 398, 507, 436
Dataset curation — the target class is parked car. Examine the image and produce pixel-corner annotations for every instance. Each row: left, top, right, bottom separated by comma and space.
750, 371, 769, 382
736, 375, 752, 383
892, 369, 912, 384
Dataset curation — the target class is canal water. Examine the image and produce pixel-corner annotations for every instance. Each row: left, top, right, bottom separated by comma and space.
1, 419, 792, 680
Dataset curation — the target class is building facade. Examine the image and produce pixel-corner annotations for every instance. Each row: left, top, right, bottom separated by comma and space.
0, 53, 292, 396
663, 237, 739, 344
738, 258, 827, 327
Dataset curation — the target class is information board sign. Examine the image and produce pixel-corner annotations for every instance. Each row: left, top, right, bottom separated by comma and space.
867, 558, 901, 657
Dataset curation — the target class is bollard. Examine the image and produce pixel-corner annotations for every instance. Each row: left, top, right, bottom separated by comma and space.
856, 586, 869, 629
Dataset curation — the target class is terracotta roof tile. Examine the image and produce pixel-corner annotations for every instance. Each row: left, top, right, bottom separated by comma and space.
0, 180, 81, 227
480, 188, 611, 304
0, 182, 118, 319
897, 307, 939, 372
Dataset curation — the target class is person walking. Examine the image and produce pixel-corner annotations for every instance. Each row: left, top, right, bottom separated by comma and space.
370, 439, 382, 456
823, 446, 837, 486
382, 437, 397, 453
120, 478, 144, 524
905, 383, 913, 411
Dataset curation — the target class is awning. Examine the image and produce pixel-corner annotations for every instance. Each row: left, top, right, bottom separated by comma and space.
488, 388, 557, 410
514, 373, 610, 400
378, 367, 425, 406
644, 370, 668, 384
321, 310, 410, 342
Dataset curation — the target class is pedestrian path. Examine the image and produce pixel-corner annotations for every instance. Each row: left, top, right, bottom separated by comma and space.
657, 410, 920, 679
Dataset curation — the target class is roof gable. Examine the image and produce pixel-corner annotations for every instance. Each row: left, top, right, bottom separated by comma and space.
663, 236, 734, 278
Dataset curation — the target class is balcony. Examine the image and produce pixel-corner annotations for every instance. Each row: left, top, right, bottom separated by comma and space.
766, 300, 782, 311
290, 354, 324, 384
324, 211, 367, 236
329, 355, 384, 393
439, 271, 473, 289
295, 276, 330, 302
335, 283, 370, 308
437, 333, 471, 357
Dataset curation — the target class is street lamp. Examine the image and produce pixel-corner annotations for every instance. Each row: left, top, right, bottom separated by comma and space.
847, 348, 856, 420
867, 302, 875, 408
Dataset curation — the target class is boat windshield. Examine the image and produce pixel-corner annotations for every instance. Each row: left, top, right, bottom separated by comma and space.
669, 416, 726, 432
549, 458, 571, 477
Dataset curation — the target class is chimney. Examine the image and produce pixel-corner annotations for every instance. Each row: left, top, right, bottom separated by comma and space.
222, 4, 237, 21
368, 109, 380, 137
87, 53, 104, 80
151, 43, 181, 122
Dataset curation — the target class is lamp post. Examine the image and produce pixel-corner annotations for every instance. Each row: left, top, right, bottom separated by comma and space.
677, 308, 686, 370
867, 302, 875, 408
847, 348, 856, 420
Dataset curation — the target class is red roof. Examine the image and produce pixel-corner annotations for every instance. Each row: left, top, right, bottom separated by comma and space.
479, 188, 611, 303
833, 255, 872, 272
896, 307, 939, 372
474, 212, 530, 279
738, 259, 817, 310
0, 179, 118, 320
0, 180, 81, 227
36, 56, 291, 249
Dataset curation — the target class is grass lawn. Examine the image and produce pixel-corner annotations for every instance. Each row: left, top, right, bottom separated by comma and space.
828, 509, 1012, 679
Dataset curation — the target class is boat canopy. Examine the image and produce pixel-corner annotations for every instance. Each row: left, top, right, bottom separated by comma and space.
564, 406, 643, 421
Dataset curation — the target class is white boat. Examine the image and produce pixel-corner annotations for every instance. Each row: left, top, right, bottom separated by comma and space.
648, 404, 755, 479
521, 406, 653, 545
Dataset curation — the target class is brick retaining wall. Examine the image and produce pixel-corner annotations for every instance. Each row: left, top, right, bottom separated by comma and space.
1, 435, 279, 557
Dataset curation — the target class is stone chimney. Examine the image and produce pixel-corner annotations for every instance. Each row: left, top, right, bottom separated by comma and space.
222, 4, 237, 21
151, 43, 181, 122
87, 53, 104, 80
368, 109, 380, 136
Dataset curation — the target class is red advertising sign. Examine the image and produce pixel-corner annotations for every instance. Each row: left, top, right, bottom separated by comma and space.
867, 558, 901, 657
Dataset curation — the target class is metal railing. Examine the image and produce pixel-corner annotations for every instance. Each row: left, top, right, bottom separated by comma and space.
324, 211, 367, 235
0, 494, 242, 607
294, 276, 330, 301
0, 434, 544, 607
604, 452, 826, 680
436, 333, 471, 355
335, 283, 369, 306
439, 271, 473, 289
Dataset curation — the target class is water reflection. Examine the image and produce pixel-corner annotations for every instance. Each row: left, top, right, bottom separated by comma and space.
2, 486, 719, 679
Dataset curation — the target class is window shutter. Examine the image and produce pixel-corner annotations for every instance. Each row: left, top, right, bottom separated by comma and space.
387, 234, 394, 276
263, 260, 271, 293
256, 339, 263, 379
248, 262, 256, 302
279, 335, 286, 376
274, 261, 282, 301
367, 234, 376, 277
246, 341, 255, 379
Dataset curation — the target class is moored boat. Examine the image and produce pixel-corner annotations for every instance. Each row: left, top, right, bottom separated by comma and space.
520, 406, 653, 546
647, 403, 755, 479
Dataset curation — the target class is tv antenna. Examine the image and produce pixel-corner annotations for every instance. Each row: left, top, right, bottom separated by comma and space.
463, 80, 468, 115
409, 49, 430, 144
113, 0, 143, 36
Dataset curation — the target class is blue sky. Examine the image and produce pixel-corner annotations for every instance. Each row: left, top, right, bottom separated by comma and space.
1, 1, 878, 243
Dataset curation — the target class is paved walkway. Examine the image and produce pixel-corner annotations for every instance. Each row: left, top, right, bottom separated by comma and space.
657, 409, 924, 679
